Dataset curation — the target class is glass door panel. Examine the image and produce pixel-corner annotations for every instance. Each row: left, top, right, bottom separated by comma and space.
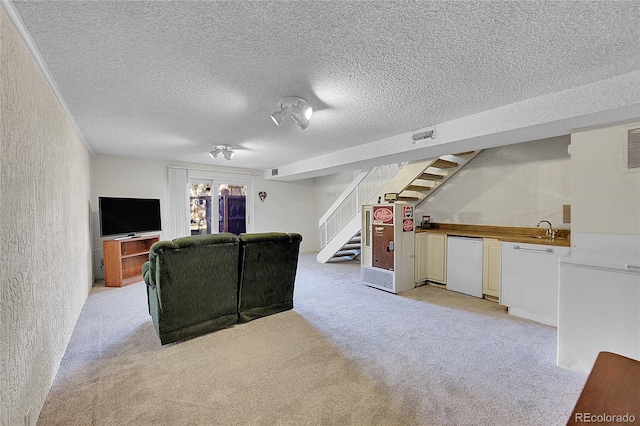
218, 184, 247, 235
189, 183, 213, 235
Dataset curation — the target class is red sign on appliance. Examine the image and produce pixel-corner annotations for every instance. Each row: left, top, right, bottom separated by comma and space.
403, 219, 414, 232
403, 205, 413, 219
373, 206, 394, 224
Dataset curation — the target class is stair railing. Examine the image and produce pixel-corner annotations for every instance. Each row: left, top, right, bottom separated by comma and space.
319, 162, 404, 249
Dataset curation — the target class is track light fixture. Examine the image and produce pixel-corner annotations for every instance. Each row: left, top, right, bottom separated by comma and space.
271, 96, 313, 130
209, 145, 234, 161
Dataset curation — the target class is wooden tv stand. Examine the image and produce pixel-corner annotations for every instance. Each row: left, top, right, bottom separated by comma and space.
103, 234, 159, 287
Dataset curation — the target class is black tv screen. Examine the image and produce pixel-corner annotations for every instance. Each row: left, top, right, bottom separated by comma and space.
99, 197, 161, 237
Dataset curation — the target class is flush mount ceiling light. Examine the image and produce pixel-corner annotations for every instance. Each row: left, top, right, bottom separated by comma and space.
270, 96, 313, 130
209, 145, 234, 161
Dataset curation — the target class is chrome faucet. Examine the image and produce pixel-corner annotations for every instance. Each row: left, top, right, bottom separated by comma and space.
537, 220, 555, 238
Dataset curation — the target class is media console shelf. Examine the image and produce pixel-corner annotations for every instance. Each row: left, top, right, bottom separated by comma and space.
103, 234, 160, 287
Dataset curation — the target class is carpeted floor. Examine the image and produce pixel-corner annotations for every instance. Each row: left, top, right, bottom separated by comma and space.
37, 254, 586, 425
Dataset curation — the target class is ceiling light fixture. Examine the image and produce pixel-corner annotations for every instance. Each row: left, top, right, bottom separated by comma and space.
271, 96, 313, 130
209, 145, 234, 161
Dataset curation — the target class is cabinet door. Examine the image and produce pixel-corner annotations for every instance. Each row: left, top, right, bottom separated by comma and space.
415, 233, 428, 283
482, 238, 501, 299
558, 264, 640, 372
501, 242, 569, 326
426, 233, 447, 283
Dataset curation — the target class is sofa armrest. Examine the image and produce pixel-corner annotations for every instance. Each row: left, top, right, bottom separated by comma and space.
146, 240, 175, 286
288, 233, 303, 243
142, 261, 154, 288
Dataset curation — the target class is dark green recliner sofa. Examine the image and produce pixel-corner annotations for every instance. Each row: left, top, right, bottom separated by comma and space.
142, 233, 239, 345
238, 232, 303, 322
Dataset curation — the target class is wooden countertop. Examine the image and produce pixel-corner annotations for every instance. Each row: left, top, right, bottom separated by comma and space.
415, 223, 571, 247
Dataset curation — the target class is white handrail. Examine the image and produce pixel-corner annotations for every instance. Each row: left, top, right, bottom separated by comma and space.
318, 171, 368, 226
319, 163, 404, 248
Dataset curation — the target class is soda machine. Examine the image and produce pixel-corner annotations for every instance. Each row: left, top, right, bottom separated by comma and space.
361, 202, 415, 294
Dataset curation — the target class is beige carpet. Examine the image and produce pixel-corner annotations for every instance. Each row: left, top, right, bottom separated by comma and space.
37, 254, 586, 425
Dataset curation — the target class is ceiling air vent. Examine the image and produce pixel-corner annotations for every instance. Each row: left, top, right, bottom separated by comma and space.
627, 128, 640, 170
271, 168, 279, 176
412, 128, 435, 143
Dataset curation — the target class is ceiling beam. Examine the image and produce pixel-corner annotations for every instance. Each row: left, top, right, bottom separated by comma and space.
266, 71, 640, 181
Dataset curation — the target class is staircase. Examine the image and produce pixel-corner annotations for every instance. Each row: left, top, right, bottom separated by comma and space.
317, 151, 481, 263
395, 151, 481, 204
327, 232, 361, 262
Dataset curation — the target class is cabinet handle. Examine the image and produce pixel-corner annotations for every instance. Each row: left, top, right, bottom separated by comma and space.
513, 245, 554, 254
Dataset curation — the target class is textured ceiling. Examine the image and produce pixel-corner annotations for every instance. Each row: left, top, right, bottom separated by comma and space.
10, 1, 640, 175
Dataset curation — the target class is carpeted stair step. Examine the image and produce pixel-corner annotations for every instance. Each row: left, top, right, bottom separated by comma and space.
342, 243, 361, 250
333, 249, 360, 257
327, 255, 358, 262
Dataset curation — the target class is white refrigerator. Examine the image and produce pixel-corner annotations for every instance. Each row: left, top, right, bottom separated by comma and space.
446, 236, 483, 298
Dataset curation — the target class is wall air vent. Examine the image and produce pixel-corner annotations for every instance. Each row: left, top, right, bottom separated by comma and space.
412, 128, 435, 143
627, 128, 640, 170
271, 168, 279, 176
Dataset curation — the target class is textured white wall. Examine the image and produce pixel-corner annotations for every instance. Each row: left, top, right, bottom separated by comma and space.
91, 155, 169, 276
91, 155, 319, 253
0, 8, 92, 426
571, 121, 640, 235
421, 136, 572, 228
314, 170, 362, 224
252, 177, 318, 252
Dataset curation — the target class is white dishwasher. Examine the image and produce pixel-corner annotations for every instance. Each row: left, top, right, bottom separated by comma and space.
446, 236, 483, 298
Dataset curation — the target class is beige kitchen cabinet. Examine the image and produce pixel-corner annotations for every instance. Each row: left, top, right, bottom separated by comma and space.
415, 232, 428, 283
482, 238, 501, 300
426, 233, 447, 284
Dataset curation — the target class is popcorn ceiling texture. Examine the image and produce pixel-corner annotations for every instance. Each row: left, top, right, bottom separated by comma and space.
10, 1, 640, 171
0, 8, 92, 426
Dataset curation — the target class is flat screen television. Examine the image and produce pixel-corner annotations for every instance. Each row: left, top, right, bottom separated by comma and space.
99, 197, 161, 238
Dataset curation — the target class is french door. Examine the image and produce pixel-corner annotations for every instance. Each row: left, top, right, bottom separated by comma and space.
188, 179, 252, 236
